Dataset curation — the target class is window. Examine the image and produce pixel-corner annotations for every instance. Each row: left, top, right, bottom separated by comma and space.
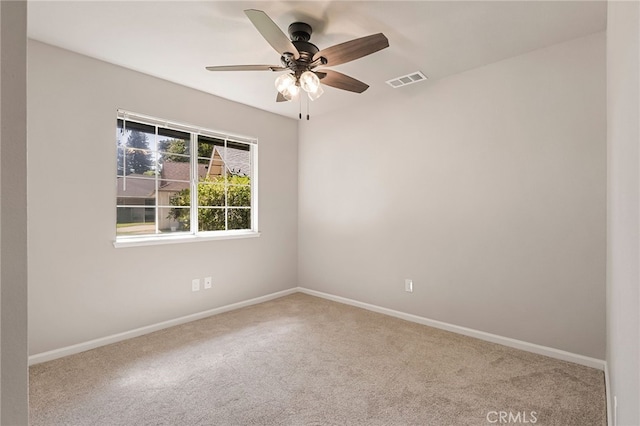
116, 110, 257, 244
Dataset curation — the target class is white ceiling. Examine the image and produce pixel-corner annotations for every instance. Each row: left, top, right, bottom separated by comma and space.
28, 1, 607, 119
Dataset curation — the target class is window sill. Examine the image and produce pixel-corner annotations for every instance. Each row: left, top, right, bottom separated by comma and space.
113, 231, 261, 248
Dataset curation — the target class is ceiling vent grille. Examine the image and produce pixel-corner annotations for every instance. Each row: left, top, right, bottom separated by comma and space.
386, 71, 428, 88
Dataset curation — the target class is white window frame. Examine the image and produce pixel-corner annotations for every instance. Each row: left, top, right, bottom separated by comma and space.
114, 110, 259, 248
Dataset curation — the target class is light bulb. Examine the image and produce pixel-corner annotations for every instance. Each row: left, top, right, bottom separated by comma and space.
300, 71, 320, 93
275, 73, 296, 93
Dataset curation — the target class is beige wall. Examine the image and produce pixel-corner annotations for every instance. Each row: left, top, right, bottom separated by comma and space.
0, 1, 28, 423
28, 41, 298, 354
299, 32, 606, 359
606, 1, 640, 424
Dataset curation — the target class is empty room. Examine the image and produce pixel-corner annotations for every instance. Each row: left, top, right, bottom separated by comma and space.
0, 0, 638, 425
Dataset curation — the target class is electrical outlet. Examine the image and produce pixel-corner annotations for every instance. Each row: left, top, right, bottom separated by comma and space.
405, 279, 413, 293
192, 278, 200, 292
204, 276, 212, 289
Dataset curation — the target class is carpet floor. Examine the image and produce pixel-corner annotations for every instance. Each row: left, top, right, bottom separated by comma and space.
29, 293, 606, 425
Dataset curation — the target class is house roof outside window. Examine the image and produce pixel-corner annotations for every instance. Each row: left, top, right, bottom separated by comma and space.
117, 146, 251, 198
116, 174, 155, 198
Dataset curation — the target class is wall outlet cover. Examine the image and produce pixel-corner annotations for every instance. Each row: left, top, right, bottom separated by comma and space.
192, 278, 200, 292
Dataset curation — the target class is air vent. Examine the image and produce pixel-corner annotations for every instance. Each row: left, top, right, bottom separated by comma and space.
386, 71, 428, 88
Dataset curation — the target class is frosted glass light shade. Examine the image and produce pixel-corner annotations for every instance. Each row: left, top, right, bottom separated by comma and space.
300, 71, 320, 93
275, 73, 296, 92
283, 84, 300, 101
307, 84, 324, 101
275, 73, 299, 102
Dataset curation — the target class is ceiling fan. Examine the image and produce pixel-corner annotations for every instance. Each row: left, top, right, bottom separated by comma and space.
206, 9, 389, 105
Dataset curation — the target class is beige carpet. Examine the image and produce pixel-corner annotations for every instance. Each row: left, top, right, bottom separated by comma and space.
30, 293, 606, 425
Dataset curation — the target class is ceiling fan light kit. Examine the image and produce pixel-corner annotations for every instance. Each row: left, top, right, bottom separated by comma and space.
206, 9, 389, 117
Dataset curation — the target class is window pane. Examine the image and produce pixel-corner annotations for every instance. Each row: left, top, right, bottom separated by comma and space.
159, 207, 190, 233
196, 160, 216, 182
123, 148, 155, 175
158, 137, 190, 160
197, 181, 225, 207
117, 176, 156, 204
160, 161, 191, 185
198, 136, 225, 179
116, 207, 155, 236
158, 151, 190, 165
227, 208, 251, 230
199, 152, 225, 178
198, 135, 224, 161
227, 183, 251, 207
198, 208, 225, 232
160, 180, 191, 226
121, 128, 157, 174
226, 142, 252, 178
164, 175, 191, 234
201, 156, 224, 180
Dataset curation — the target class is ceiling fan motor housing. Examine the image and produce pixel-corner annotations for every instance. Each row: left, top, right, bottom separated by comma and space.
281, 22, 322, 74
288, 22, 312, 41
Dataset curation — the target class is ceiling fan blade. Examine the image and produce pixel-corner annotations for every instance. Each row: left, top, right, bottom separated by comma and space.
244, 9, 300, 59
317, 70, 369, 93
206, 65, 285, 72
276, 92, 287, 102
313, 33, 389, 67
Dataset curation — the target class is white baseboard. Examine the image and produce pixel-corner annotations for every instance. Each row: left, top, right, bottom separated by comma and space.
30, 286, 606, 373
28, 288, 298, 365
297, 287, 606, 371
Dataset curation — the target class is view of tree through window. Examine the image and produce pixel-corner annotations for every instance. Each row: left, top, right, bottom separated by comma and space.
116, 112, 255, 239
